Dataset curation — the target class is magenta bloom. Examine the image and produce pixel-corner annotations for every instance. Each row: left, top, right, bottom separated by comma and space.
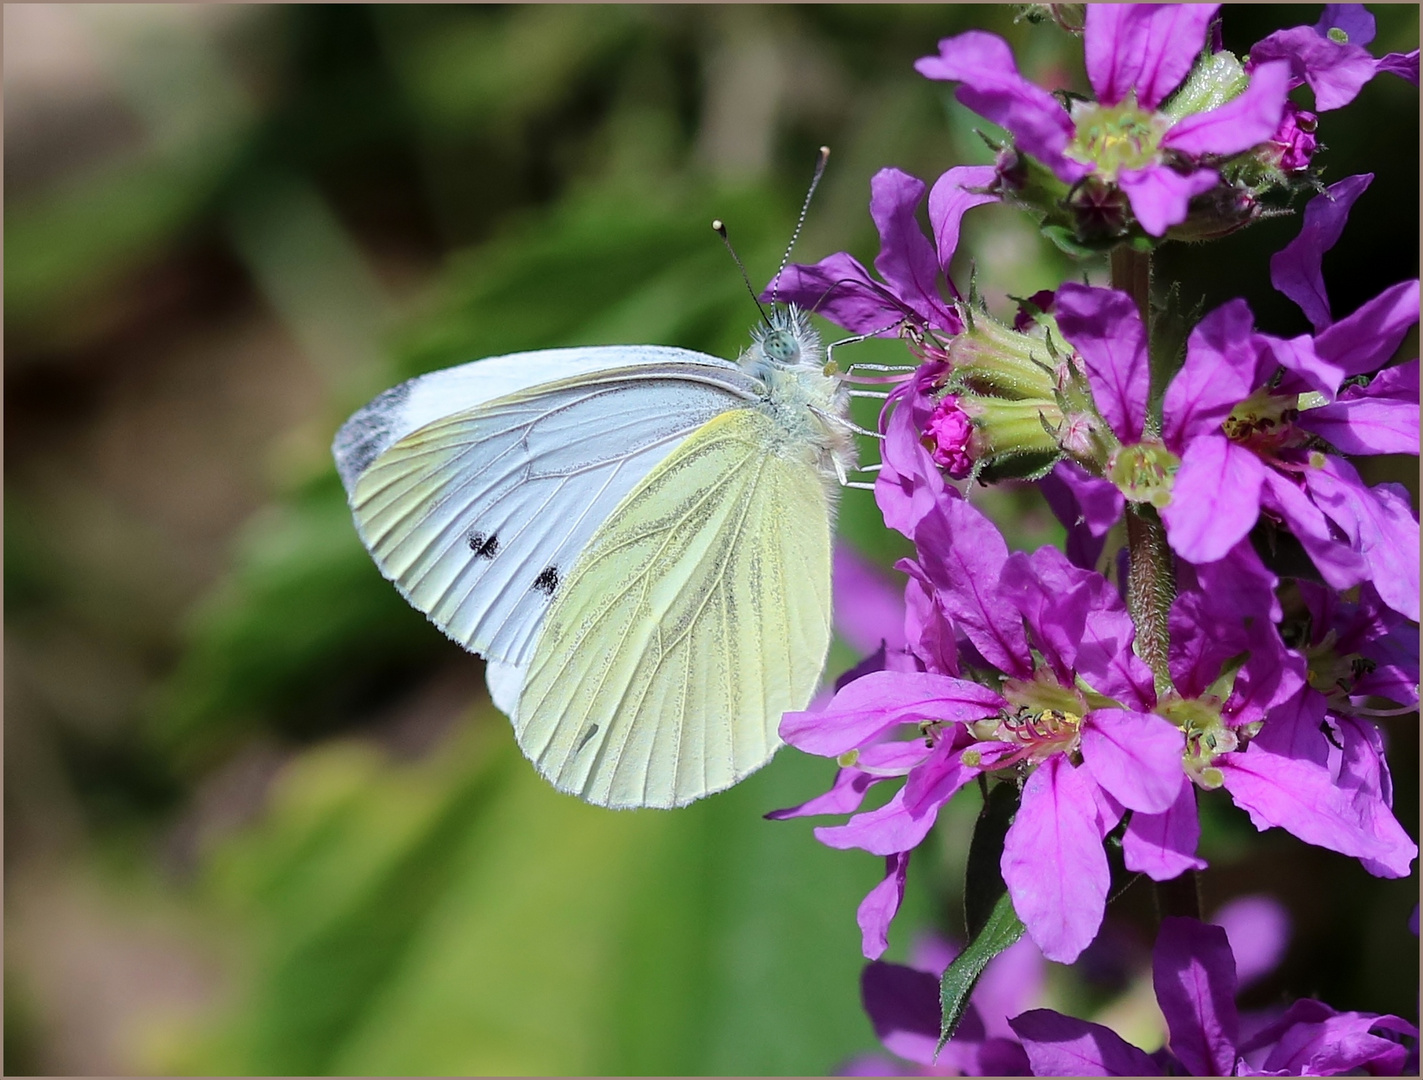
1251, 4, 1420, 113
777, 499, 1182, 964
1009, 917, 1419, 1076
769, 165, 996, 339
915, 5, 1291, 235
775, 501, 1415, 965
1050, 199, 1420, 621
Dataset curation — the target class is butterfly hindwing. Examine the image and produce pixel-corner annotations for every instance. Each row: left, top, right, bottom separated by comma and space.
345, 353, 758, 665
514, 407, 835, 809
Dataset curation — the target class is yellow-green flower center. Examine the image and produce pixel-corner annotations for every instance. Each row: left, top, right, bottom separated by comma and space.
1066, 98, 1171, 180
1301, 629, 1377, 712
1157, 693, 1257, 790
1222, 386, 1303, 453
1109, 440, 1180, 508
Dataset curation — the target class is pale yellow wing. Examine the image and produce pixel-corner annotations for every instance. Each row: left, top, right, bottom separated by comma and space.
514, 407, 834, 809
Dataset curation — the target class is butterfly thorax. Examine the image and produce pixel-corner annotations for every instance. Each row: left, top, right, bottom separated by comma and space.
741, 307, 857, 490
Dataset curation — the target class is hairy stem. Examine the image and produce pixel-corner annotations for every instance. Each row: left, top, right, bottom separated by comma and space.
1125, 505, 1175, 688
1112, 245, 1195, 921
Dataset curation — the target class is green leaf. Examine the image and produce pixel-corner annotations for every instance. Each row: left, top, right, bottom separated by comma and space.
938, 779, 1025, 1055
937, 891, 1025, 1055
963, 779, 1019, 939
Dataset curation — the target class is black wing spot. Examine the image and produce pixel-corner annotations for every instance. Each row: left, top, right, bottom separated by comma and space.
533, 566, 560, 595
575, 724, 599, 755
467, 531, 500, 559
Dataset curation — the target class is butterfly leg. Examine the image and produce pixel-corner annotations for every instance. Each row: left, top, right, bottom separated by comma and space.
809, 405, 883, 440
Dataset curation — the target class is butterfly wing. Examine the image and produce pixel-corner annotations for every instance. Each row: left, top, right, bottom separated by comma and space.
514, 407, 835, 809
334, 345, 743, 493
338, 348, 760, 666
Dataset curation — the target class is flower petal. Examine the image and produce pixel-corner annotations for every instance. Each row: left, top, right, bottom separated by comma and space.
1161, 433, 1266, 564
913, 499, 1035, 678
1162, 300, 1258, 446
1118, 165, 1219, 237
875, 370, 951, 539
1161, 60, 1291, 155
1038, 461, 1124, 569
1305, 456, 1420, 622
915, 31, 1083, 183
1297, 361, 1420, 454
861, 960, 942, 1065
1315, 4, 1375, 47
1249, 26, 1382, 111
1009, 1009, 1162, 1076
1152, 917, 1240, 1078
1268, 172, 1372, 332
870, 168, 958, 331
1081, 709, 1184, 813
1084, 3, 1219, 109
1002, 756, 1108, 964
1249, 1002, 1417, 1076
816, 741, 975, 856
780, 669, 1006, 757
928, 164, 998, 278
766, 766, 883, 821
1055, 283, 1149, 442
771, 252, 908, 336
1313, 278, 1421, 380
1376, 48, 1420, 84
858, 852, 910, 960
1123, 775, 1207, 881
1258, 469, 1368, 592
1220, 743, 1418, 877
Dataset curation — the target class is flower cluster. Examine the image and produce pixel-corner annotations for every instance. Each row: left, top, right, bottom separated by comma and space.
766, 4, 1417, 1073
852, 912, 1417, 1077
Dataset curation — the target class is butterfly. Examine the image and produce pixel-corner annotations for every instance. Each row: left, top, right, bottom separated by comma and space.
333, 304, 861, 809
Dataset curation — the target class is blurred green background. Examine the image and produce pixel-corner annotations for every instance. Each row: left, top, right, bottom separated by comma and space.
5, 5, 1417, 1075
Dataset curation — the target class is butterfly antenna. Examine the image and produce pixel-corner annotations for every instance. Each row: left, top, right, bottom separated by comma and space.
713, 219, 771, 327
771, 145, 830, 308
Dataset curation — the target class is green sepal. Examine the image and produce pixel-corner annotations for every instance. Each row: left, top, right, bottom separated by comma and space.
1041, 224, 1102, 258
973, 449, 1063, 485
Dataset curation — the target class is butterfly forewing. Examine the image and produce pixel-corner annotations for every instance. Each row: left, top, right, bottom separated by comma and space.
514, 407, 834, 809
346, 357, 758, 665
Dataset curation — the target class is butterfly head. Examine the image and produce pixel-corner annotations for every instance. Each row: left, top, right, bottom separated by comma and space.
750, 305, 823, 373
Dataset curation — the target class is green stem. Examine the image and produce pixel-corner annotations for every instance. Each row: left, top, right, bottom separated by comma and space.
1112, 245, 1197, 922
1125, 505, 1175, 690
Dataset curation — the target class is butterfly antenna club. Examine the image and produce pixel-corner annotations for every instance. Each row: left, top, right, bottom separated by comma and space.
713, 219, 772, 327
771, 145, 830, 308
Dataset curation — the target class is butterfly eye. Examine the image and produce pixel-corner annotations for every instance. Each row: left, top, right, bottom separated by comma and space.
762, 329, 800, 365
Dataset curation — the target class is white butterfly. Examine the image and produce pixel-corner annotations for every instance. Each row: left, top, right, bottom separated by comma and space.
333, 305, 858, 809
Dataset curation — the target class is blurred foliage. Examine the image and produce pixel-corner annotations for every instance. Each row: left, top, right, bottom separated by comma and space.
5, 4, 1417, 1075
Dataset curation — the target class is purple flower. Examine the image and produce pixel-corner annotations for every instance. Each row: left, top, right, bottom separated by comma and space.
779, 499, 1179, 964
770, 165, 997, 339
1263, 102, 1319, 174
1250, 5, 1420, 113
1009, 917, 1419, 1075
776, 506, 1415, 964
848, 934, 1042, 1076
1137, 545, 1417, 882
1050, 232, 1420, 620
915, 6, 1291, 235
